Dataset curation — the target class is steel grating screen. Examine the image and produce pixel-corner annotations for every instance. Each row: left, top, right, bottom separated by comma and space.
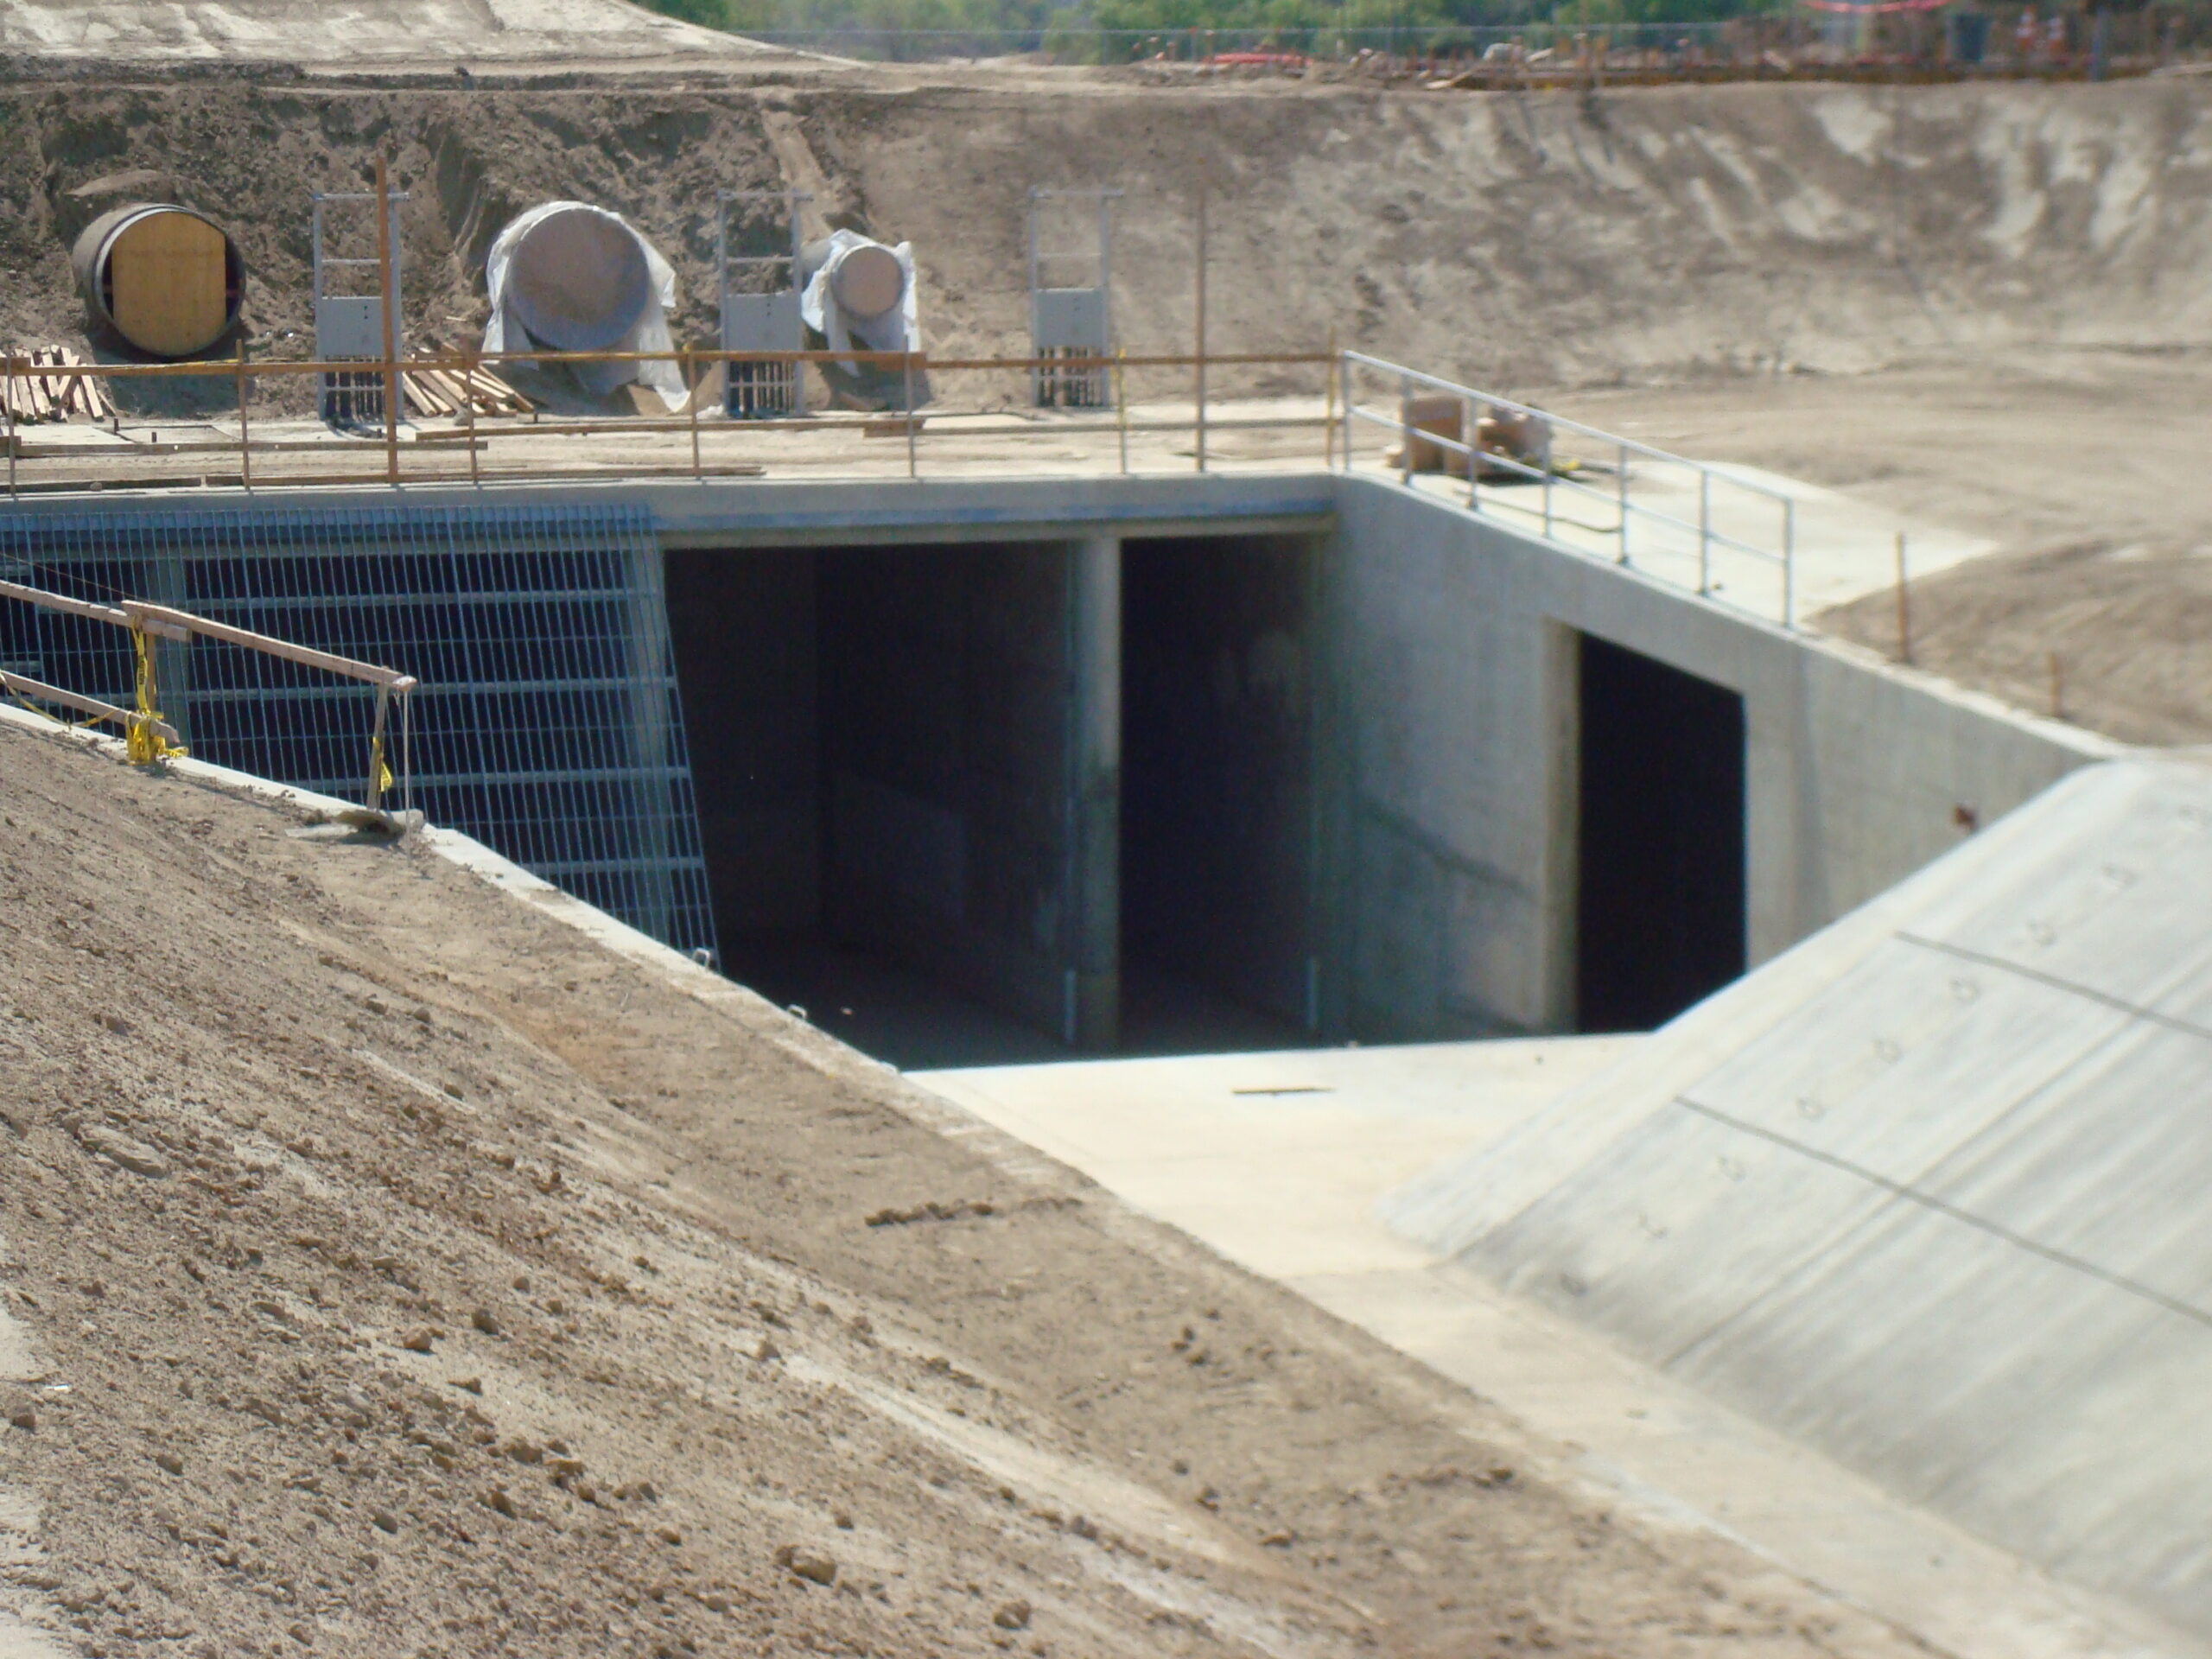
0, 503, 717, 959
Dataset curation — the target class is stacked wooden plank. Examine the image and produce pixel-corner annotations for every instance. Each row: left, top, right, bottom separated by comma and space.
398, 356, 534, 420
3, 347, 117, 423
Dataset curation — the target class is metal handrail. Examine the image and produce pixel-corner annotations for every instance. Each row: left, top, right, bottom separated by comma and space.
0, 577, 416, 817
1338, 349, 1799, 629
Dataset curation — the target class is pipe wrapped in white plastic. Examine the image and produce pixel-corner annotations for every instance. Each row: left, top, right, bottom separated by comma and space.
483, 201, 684, 410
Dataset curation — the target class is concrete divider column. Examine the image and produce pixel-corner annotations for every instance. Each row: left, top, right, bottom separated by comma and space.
1067, 534, 1122, 1049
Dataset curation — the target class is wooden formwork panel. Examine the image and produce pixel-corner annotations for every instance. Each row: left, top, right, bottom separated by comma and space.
110, 212, 229, 358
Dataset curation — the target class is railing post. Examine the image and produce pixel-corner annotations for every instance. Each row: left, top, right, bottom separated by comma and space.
1323, 334, 1338, 471
365, 683, 391, 812
1541, 423, 1554, 538
1115, 348, 1128, 475
1697, 467, 1712, 594
235, 339, 251, 492
375, 153, 399, 490
687, 349, 702, 481
1616, 441, 1630, 563
904, 352, 918, 479
462, 346, 480, 489
1192, 188, 1207, 474
1783, 496, 1797, 629
4, 354, 16, 499
1399, 372, 1413, 486
1465, 394, 1479, 511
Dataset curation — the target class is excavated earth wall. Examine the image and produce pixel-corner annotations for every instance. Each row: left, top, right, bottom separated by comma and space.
0, 73, 2205, 394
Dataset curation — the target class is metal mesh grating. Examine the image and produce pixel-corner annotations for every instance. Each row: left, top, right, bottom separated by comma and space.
0, 502, 717, 958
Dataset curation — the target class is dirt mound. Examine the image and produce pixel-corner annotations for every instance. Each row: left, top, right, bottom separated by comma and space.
0, 710, 1930, 1656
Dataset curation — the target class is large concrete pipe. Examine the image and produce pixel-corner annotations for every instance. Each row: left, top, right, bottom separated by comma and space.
503, 204, 655, 353
800, 235, 906, 326
71, 203, 244, 359
796, 230, 926, 410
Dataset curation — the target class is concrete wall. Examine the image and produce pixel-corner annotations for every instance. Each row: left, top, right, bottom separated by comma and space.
1325, 474, 2120, 1041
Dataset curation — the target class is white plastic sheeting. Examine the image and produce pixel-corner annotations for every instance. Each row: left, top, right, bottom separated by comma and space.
484, 201, 684, 411
799, 229, 920, 359
1383, 750, 2212, 1641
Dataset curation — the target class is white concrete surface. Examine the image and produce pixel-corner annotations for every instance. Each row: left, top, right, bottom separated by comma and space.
1388, 751, 2212, 1643
918, 1037, 2197, 1659
0, 0, 783, 66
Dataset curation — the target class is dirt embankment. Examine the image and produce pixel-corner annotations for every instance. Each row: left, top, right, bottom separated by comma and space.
3, 73, 2212, 400
0, 715, 1928, 1657
1551, 348, 2212, 746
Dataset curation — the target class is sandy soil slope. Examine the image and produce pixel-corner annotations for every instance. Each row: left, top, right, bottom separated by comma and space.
0, 715, 1932, 1657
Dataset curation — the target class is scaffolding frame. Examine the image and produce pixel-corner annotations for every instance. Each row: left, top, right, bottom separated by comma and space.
1028, 187, 1121, 409
716, 189, 810, 419
311, 188, 409, 428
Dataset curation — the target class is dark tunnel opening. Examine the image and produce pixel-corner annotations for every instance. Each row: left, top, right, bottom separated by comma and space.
1120, 535, 1321, 1055
665, 537, 1324, 1071
1575, 632, 1748, 1033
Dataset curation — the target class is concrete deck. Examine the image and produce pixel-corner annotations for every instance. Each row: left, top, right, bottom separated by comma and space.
917, 1039, 2195, 1659
3, 393, 1995, 632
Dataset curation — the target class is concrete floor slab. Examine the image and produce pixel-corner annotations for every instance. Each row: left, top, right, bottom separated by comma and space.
917, 1036, 2196, 1659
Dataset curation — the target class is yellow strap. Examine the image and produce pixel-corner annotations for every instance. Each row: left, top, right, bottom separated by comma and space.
126, 625, 186, 765
371, 733, 394, 797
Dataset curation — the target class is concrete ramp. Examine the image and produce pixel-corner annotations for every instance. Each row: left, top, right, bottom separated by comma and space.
1385, 751, 2212, 1640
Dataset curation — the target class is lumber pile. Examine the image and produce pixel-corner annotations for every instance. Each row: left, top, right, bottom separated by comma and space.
3, 347, 117, 423
398, 356, 534, 420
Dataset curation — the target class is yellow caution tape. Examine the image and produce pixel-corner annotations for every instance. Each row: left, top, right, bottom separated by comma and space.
126, 625, 185, 765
